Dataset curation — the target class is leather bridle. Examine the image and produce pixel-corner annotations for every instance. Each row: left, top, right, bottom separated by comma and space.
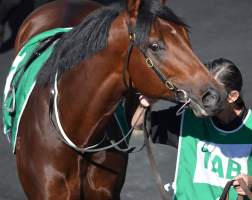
122, 31, 191, 111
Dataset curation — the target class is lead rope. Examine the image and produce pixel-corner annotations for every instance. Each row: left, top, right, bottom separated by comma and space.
143, 108, 167, 200
110, 105, 146, 153
220, 179, 252, 200
220, 180, 235, 200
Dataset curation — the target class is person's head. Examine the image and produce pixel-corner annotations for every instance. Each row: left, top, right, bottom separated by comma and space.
206, 58, 245, 110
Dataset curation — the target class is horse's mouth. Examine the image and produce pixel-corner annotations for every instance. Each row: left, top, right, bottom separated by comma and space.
189, 100, 209, 118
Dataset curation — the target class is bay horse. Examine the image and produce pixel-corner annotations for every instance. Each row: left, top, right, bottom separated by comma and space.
12, 0, 227, 199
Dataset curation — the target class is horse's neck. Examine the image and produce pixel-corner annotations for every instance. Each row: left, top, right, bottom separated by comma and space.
56, 13, 130, 147
57, 53, 126, 146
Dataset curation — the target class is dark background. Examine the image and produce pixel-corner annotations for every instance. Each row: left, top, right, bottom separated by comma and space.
0, 0, 252, 199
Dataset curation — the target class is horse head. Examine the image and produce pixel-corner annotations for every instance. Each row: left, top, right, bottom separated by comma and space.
38, 0, 227, 120
121, 0, 226, 117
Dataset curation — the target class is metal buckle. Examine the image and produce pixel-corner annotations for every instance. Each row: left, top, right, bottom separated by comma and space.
146, 58, 154, 68
176, 89, 189, 103
129, 33, 136, 42
165, 80, 175, 90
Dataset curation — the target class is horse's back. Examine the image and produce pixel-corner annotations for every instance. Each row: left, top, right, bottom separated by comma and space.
15, 0, 101, 54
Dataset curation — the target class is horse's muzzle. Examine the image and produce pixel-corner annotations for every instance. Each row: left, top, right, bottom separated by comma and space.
201, 88, 221, 109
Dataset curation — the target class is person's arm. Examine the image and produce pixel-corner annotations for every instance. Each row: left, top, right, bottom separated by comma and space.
149, 106, 181, 148
131, 96, 181, 148
131, 96, 151, 129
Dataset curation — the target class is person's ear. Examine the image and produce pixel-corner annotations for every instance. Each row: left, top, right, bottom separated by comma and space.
227, 90, 240, 103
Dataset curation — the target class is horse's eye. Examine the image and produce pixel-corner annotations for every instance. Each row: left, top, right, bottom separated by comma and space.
149, 42, 160, 52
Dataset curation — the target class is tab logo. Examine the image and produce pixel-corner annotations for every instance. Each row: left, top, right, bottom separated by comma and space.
193, 141, 251, 187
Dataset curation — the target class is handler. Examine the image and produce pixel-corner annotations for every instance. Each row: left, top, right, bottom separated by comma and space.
134, 58, 252, 199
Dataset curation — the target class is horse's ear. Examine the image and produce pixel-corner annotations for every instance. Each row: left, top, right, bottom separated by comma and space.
127, 0, 141, 18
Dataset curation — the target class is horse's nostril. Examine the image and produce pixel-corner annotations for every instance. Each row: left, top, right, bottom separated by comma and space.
202, 89, 220, 107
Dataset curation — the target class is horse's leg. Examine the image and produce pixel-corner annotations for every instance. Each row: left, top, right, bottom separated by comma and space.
17, 126, 135, 199
16, 133, 81, 200
15, 88, 82, 200
82, 150, 128, 200
81, 94, 138, 200
16, 133, 83, 200
16, 90, 137, 200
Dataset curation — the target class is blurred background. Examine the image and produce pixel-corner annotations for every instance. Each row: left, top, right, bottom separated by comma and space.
0, 0, 252, 199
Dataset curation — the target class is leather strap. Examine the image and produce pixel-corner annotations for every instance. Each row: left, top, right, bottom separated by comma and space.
220, 179, 252, 200
219, 180, 234, 200
143, 108, 167, 200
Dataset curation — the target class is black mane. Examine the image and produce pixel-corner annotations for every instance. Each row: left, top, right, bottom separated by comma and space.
37, 0, 188, 85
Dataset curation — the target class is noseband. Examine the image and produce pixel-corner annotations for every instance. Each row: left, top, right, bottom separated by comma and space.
122, 32, 191, 115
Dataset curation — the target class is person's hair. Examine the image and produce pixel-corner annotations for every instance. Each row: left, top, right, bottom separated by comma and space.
206, 57, 245, 109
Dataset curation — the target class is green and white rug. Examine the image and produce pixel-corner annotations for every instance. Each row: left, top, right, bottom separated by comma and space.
3, 27, 72, 152
2, 27, 130, 153
2, 28, 129, 153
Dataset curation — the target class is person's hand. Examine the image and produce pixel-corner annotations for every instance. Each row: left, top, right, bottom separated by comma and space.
131, 95, 151, 128
139, 95, 151, 108
233, 174, 252, 195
